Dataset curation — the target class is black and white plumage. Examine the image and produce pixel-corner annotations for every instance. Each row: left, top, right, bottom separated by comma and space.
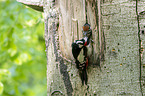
72, 37, 89, 69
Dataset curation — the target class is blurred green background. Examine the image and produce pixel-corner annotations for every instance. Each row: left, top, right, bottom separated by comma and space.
0, 0, 47, 96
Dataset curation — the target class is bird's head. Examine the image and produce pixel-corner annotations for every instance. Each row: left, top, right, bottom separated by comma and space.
82, 23, 92, 39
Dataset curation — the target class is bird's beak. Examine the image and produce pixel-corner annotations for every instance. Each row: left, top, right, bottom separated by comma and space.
83, 32, 87, 36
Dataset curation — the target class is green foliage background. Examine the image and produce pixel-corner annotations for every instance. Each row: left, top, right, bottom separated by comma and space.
0, 0, 47, 96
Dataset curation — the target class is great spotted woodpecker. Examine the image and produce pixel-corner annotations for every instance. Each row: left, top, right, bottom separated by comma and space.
72, 23, 92, 85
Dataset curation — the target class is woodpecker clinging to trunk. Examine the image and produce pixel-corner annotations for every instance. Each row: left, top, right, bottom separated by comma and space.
72, 23, 92, 85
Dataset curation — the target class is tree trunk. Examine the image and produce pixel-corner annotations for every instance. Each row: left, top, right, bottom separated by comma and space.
44, 0, 145, 95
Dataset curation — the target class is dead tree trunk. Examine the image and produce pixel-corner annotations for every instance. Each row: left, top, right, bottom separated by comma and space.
17, 0, 145, 95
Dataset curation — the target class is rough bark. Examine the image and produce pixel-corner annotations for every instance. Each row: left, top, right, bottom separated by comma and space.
44, 0, 143, 95
17, 0, 145, 95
